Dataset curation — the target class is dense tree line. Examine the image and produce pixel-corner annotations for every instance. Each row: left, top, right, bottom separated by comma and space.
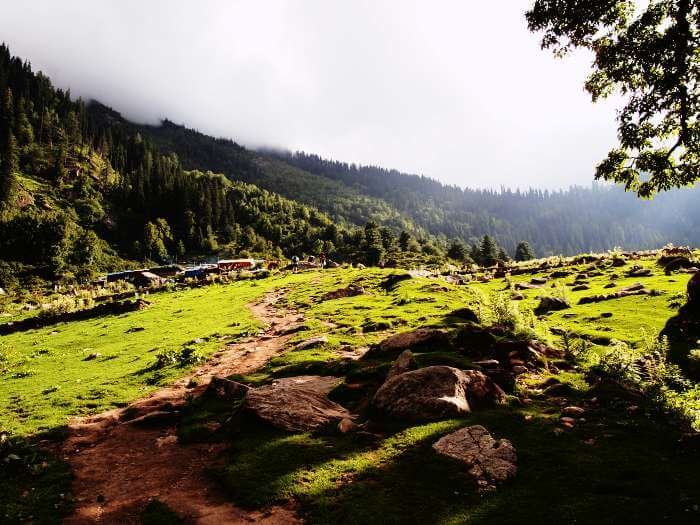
269, 150, 700, 255
1, 44, 445, 287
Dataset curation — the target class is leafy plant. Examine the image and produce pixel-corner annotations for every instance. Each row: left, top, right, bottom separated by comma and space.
154, 346, 206, 369
487, 291, 522, 329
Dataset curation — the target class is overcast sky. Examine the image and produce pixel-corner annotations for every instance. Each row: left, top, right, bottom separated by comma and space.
0, 0, 620, 189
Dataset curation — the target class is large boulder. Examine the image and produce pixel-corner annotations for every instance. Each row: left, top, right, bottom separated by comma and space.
372, 366, 505, 421
433, 425, 517, 491
205, 376, 250, 402
534, 296, 570, 315
365, 328, 450, 357
322, 284, 365, 301
242, 376, 351, 432
452, 325, 497, 353
447, 307, 479, 323
688, 272, 700, 308
386, 350, 417, 380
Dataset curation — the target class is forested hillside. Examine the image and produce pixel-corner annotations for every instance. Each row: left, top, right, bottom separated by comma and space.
1, 41, 698, 292
267, 151, 700, 254
0, 45, 407, 289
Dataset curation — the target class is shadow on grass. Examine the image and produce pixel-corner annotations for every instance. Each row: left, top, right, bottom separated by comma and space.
0, 426, 73, 524
216, 406, 700, 524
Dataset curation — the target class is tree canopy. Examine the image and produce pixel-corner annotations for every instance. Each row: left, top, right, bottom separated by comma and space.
527, 0, 699, 197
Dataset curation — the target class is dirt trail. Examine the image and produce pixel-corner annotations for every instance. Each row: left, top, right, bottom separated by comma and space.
61, 290, 303, 524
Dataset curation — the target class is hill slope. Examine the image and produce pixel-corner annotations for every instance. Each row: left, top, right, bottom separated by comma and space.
114, 109, 700, 257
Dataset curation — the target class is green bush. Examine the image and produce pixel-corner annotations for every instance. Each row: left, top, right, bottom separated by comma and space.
154, 346, 206, 369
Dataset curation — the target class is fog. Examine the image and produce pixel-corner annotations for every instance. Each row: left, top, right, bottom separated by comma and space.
0, 0, 620, 189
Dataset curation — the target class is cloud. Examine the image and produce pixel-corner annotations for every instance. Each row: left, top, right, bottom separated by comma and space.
0, 0, 619, 189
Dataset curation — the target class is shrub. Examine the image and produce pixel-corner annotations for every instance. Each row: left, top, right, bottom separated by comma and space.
487, 291, 522, 329
154, 346, 206, 369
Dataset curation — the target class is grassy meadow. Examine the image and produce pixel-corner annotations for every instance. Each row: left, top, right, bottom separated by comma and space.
0, 273, 313, 436
3, 260, 700, 523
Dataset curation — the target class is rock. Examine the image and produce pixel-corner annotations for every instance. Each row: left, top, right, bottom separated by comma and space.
530, 277, 548, 285
611, 257, 627, 267
338, 418, 357, 433
372, 366, 505, 421
542, 382, 575, 397
269, 375, 343, 395
445, 274, 470, 285
366, 328, 450, 357
604, 283, 616, 289
433, 425, 517, 490
621, 282, 646, 292
83, 352, 101, 361
243, 376, 352, 432
205, 376, 250, 401
550, 270, 571, 278
155, 435, 178, 447
572, 285, 589, 291
453, 325, 497, 352
515, 282, 543, 290
510, 292, 525, 300
601, 312, 613, 318
474, 359, 500, 368
512, 365, 528, 374
387, 350, 416, 379
578, 283, 649, 304
322, 285, 365, 301
559, 416, 577, 426
535, 296, 570, 315
355, 263, 366, 269
663, 256, 696, 274
562, 406, 585, 417
448, 307, 479, 323
294, 336, 328, 350
627, 267, 652, 277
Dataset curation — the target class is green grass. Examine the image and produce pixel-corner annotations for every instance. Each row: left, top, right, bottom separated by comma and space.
4, 261, 700, 523
471, 258, 688, 346
0, 437, 72, 524
207, 261, 700, 523
236, 268, 482, 384
0, 274, 315, 436
218, 406, 700, 524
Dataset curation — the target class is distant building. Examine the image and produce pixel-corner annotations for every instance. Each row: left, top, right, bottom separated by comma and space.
132, 271, 165, 288
106, 269, 143, 283
217, 259, 257, 272
148, 264, 185, 278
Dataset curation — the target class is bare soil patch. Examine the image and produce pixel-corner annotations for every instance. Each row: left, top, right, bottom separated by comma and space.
62, 290, 302, 524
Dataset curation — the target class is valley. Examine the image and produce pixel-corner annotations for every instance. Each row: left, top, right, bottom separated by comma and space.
3, 252, 700, 523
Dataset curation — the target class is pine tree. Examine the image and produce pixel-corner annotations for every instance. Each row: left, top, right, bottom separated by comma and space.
478, 235, 498, 266
379, 227, 395, 251
0, 132, 18, 204
447, 239, 468, 261
398, 230, 411, 252
515, 241, 535, 262
363, 221, 384, 266
14, 97, 34, 146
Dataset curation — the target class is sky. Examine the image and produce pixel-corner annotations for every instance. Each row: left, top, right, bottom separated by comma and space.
0, 0, 621, 189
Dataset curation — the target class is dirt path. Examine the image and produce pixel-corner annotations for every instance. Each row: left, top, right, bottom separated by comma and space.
61, 290, 303, 524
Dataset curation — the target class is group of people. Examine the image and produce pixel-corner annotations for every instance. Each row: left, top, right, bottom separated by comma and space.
290, 252, 327, 273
